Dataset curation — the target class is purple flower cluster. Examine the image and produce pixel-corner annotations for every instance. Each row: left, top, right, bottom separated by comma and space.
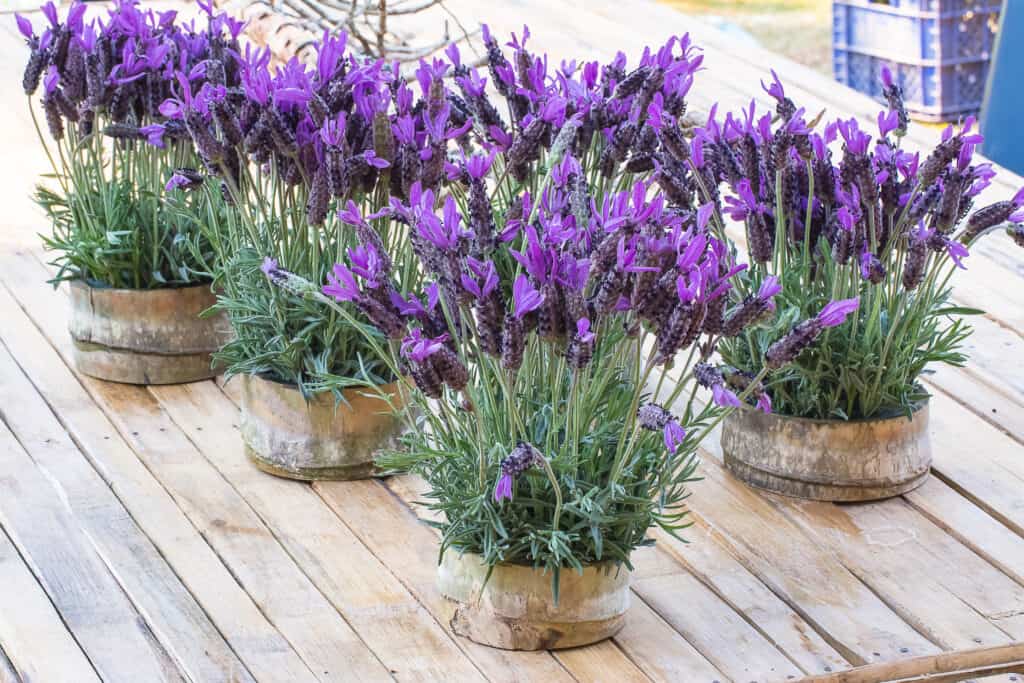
671, 69, 1024, 291
17, 0, 242, 146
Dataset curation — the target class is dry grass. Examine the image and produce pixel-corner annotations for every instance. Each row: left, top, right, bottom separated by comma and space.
660, 0, 833, 74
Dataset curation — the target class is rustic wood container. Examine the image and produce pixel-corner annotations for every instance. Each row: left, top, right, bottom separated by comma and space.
437, 551, 631, 650
721, 401, 932, 502
239, 373, 406, 481
69, 280, 229, 385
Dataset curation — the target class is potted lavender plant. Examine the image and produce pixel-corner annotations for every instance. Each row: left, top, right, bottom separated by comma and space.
17, 1, 236, 384
266, 31, 856, 649
164, 31, 449, 480
688, 69, 1024, 501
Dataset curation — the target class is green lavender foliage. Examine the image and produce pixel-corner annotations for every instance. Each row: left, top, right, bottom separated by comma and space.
35, 121, 216, 289
722, 245, 973, 420
181, 171, 412, 398
377, 322, 716, 594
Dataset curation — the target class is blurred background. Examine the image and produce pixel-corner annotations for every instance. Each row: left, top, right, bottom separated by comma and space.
662, 0, 831, 74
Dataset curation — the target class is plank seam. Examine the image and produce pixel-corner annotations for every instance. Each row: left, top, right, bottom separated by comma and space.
147, 386, 399, 681
0, 275, 321, 683
0, 510, 103, 681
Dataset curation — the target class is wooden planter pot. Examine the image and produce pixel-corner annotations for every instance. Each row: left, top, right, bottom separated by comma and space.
69, 281, 230, 385
721, 401, 932, 502
239, 373, 405, 481
437, 551, 631, 651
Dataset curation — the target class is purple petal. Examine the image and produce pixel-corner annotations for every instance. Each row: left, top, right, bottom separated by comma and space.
816, 297, 860, 328
14, 13, 33, 39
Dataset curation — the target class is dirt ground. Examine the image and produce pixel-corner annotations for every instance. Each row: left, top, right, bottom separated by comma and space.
660, 0, 833, 74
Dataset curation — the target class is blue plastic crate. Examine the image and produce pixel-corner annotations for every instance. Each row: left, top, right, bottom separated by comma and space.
832, 0, 1001, 120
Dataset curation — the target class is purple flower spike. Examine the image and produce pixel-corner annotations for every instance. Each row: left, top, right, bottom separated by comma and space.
494, 473, 513, 502
878, 109, 899, 138
260, 257, 279, 276
696, 202, 715, 230
165, 170, 200, 191
816, 298, 860, 328
511, 274, 544, 319
711, 384, 742, 408
323, 264, 361, 302
757, 275, 782, 311
362, 151, 390, 169
756, 393, 772, 414
761, 69, 785, 101
943, 238, 969, 268
401, 329, 448, 362
881, 64, 895, 89
575, 318, 596, 343
466, 150, 497, 180
663, 420, 686, 453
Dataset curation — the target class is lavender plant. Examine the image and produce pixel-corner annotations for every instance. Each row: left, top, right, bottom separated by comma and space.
262, 31, 857, 595
693, 69, 1024, 420
18, 1, 239, 289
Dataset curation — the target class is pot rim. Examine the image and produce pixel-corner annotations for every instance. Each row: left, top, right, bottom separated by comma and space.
442, 549, 626, 574
70, 279, 215, 294
243, 371, 403, 399
729, 396, 929, 426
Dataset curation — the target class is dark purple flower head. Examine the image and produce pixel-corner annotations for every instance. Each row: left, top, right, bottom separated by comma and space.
512, 274, 543, 319
816, 298, 859, 328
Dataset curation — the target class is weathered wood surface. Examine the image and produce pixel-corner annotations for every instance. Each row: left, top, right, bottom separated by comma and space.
1, 1, 1023, 681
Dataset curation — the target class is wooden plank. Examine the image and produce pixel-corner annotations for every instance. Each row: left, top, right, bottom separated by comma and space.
675, 456, 939, 666
801, 642, 1024, 683
311, 477, 635, 682
77, 383, 393, 682
905, 477, 1024, 597
389, 472, 849, 677
0, 420, 183, 682
655, 523, 851, 676
925, 386, 1024, 539
0, 256, 328, 683
779, 498, 1024, 648
0, 528, 99, 683
149, 380, 489, 682
385, 475, 731, 681
0, 645, 18, 683
0, 254, 390, 683
0, 341, 254, 682
925, 365, 1024, 446
632, 572, 803, 681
